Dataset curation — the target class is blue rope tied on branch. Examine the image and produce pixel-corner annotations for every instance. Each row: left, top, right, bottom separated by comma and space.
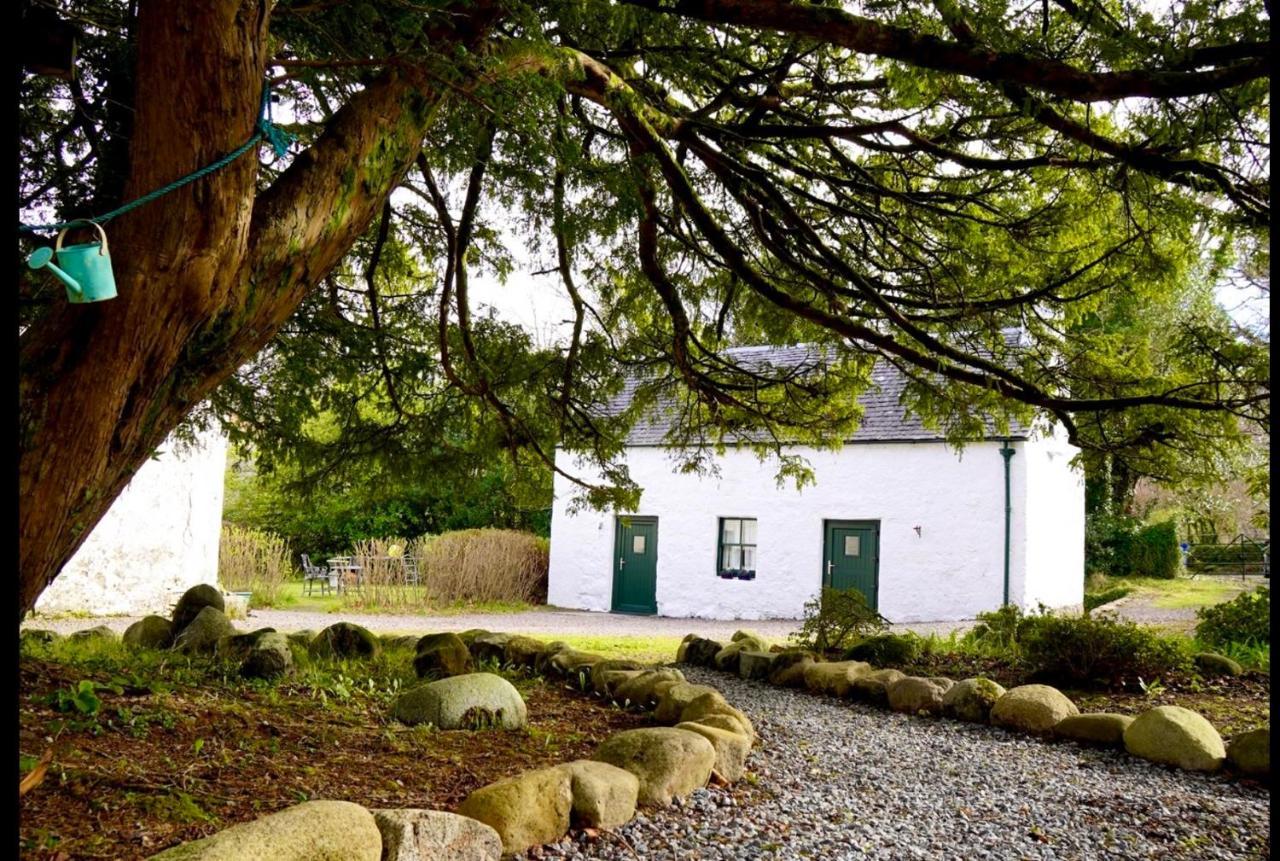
19, 82, 294, 234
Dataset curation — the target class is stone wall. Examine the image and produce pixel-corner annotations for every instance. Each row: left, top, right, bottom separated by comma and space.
33, 426, 229, 617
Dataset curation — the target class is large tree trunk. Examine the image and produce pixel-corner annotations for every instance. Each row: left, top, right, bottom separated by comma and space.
18, 1, 489, 619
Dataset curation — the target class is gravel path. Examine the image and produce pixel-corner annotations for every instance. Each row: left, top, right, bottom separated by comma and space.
22, 607, 973, 641
533, 667, 1270, 861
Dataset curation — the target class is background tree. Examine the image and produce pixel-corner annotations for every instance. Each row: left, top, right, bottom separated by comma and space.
18, 0, 1269, 618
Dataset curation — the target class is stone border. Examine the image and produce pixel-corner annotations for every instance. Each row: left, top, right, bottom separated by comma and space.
678, 630, 1269, 784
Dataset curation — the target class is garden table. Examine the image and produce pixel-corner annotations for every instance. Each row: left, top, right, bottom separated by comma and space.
326, 557, 363, 594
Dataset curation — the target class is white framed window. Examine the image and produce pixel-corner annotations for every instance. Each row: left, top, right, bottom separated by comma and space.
718, 517, 757, 580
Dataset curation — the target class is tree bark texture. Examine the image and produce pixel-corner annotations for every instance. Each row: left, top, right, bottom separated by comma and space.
18, 0, 477, 618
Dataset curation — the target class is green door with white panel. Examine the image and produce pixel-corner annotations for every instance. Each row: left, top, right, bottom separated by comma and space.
612, 517, 658, 614
823, 520, 879, 609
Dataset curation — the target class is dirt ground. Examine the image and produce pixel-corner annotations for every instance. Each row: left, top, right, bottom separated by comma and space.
18, 656, 653, 860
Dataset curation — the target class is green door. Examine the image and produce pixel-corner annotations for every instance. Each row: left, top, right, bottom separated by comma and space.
823, 520, 879, 609
612, 517, 658, 614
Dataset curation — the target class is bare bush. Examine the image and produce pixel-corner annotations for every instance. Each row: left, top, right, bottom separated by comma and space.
218, 524, 291, 606
414, 529, 549, 604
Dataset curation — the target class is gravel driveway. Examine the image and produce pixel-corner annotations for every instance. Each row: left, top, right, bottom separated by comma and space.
535, 667, 1270, 861
1098, 576, 1268, 635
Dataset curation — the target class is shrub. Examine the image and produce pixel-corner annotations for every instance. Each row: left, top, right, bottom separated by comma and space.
1195, 586, 1270, 648
218, 525, 291, 606
789, 587, 886, 653
966, 603, 1189, 688
844, 633, 921, 666
413, 529, 549, 604
1084, 512, 1140, 577
1018, 613, 1189, 687
1124, 521, 1180, 579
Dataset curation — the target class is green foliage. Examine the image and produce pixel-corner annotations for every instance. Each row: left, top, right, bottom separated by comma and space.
45, 680, 104, 717
1126, 522, 1180, 579
1195, 586, 1270, 648
1187, 541, 1269, 575
844, 633, 922, 666
789, 587, 887, 654
967, 604, 1190, 688
1086, 515, 1181, 578
1083, 586, 1132, 612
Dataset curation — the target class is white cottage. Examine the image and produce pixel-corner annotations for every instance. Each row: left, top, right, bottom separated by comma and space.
547, 346, 1085, 622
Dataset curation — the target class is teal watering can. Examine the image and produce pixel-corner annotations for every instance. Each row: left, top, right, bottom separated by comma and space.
26, 221, 118, 303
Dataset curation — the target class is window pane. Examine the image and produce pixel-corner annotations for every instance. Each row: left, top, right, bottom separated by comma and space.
727, 546, 742, 570
741, 545, 756, 572
845, 535, 860, 557
721, 546, 734, 571
633, 535, 645, 554
742, 518, 757, 543
722, 518, 740, 544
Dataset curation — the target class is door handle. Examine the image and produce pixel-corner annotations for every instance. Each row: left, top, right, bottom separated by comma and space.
619, 557, 625, 571
826, 560, 834, 575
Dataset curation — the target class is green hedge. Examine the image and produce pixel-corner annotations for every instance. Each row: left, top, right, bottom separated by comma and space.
1195, 586, 1270, 648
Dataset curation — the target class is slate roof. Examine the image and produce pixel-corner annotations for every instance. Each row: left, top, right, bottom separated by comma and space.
613, 335, 1029, 446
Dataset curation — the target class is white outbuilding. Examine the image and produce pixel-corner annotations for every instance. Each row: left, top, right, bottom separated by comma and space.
547, 345, 1084, 622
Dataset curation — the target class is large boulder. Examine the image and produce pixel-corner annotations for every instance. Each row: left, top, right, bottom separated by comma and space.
172, 607, 235, 655
469, 633, 514, 665
675, 634, 700, 663
848, 668, 906, 707
1123, 706, 1226, 772
145, 799, 379, 861
19, 629, 61, 649
738, 651, 778, 681
674, 721, 752, 782
990, 685, 1079, 734
653, 683, 723, 724
240, 632, 294, 680
592, 727, 716, 806
215, 628, 278, 662
560, 760, 640, 829
682, 638, 723, 668
1053, 713, 1133, 746
1194, 652, 1243, 677
713, 635, 768, 673
310, 623, 381, 660
613, 669, 686, 709
69, 625, 121, 645
804, 661, 872, 698
768, 651, 818, 688
1226, 728, 1269, 778
679, 692, 755, 740
372, 809, 501, 861
503, 636, 548, 669
456, 766, 573, 856
392, 673, 527, 730
591, 660, 646, 696
123, 616, 175, 650
886, 676, 948, 716
413, 633, 473, 679
941, 678, 1006, 723
171, 584, 225, 635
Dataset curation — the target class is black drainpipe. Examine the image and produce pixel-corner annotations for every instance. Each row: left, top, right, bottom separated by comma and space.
1000, 439, 1016, 606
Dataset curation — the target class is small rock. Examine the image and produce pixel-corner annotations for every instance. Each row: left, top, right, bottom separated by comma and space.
172, 607, 235, 655
456, 766, 573, 856
310, 622, 380, 660
674, 721, 752, 782
803, 661, 872, 697
1194, 652, 1243, 677
171, 584, 225, 635
413, 632, 473, 678
68, 625, 120, 645
886, 676, 947, 716
560, 760, 640, 829
1227, 727, 1269, 778
1053, 713, 1133, 746
941, 678, 1006, 723
737, 650, 778, 681
240, 632, 293, 680
592, 727, 716, 807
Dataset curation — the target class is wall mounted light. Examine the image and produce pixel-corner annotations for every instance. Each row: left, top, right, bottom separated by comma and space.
913, 525, 922, 537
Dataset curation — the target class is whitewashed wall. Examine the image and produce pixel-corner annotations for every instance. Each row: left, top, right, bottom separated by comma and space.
549, 436, 1082, 622
1020, 423, 1086, 612
34, 426, 229, 617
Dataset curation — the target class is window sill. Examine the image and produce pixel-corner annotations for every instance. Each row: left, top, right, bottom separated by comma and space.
717, 571, 756, 581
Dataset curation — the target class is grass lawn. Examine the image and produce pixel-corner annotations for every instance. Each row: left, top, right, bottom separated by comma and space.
525, 634, 686, 664
1085, 573, 1261, 610
261, 580, 537, 617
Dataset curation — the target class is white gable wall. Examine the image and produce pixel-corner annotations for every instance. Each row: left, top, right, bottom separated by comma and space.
548, 437, 1083, 622
1020, 423, 1085, 612
33, 426, 229, 617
